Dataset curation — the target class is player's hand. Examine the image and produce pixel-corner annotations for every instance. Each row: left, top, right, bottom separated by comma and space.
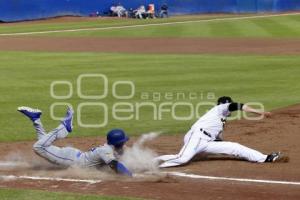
263, 112, 272, 118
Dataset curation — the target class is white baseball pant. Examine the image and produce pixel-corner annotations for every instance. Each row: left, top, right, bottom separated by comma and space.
158, 129, 268, 168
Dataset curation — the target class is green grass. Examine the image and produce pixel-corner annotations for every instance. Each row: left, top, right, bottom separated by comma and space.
0, 14, 243, 34
0, 188, 139, 200
59, 14, 300, 38
0, 14, 300, 38
0, 51, 299, 142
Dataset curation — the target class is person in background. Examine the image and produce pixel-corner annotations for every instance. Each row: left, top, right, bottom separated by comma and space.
110, 3, 127, 18
160, 4, 169, 18
134, 5, 146, 19
147, 4, 156, 18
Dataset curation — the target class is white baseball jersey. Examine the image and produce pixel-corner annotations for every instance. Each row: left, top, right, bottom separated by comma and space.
191, 103, 231, 140
158, 102, 268, 168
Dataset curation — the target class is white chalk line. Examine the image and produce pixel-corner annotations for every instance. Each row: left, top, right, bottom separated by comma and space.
1, 172, 300, 186
170, 172, 300, 186
0, 174, 101, 184
0, 162, 25, 167
1, 12, 300, 36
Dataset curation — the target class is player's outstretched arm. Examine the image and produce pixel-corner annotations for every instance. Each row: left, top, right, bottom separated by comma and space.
242, 104, 271, 117
109, 160, 132, 177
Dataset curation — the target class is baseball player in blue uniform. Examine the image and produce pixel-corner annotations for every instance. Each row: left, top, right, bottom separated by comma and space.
18, 106, 132, 176
157, 96, 281, 168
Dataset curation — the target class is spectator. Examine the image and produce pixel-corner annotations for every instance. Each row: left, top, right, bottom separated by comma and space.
160, 3, 168, 18
127, 8, 135, 18
134, 5, 146, 19
110, 5, 117, 16
110, 3, 127, 17
147, 4, 155, 18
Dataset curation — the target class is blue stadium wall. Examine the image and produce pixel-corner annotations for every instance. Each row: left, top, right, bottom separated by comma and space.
0, 0, 300, 22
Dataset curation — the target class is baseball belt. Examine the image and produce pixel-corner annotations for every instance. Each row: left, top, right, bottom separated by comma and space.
200, 128, 212, 138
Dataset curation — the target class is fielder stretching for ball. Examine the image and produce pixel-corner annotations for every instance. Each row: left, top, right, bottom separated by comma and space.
18, 106, 132, 176
157, 96, 281, 168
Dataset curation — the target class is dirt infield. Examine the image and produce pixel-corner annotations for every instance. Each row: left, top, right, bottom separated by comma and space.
0, 104, 299, 199
1, 36, 300, 55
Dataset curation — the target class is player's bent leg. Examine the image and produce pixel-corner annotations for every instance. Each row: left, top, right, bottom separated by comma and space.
33, 130, 81, 167
33, 143, 79, 166
32, 122, 70, 156
203, 141, 267, 162
43, 123, 69, 144
156, 129, 194, 163
44, 106, 74, 140
17, 106, 45, 139
159, 153, 195, 168
159, 130, 203, 168
156, 154, 178, 162
32, 123, 77, 166
33, 119, 47, 140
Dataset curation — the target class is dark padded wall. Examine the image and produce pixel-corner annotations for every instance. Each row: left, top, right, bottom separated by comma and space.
0, 0, 299, 22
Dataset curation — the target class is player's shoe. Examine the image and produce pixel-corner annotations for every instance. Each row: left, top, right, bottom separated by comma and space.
265, 152, 281, 162
61, 106, 74, 133
17, 106, 42, 122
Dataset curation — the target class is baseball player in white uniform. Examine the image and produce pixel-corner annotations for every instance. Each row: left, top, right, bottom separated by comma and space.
18, 106, 132, 176
157, 96, 281, 168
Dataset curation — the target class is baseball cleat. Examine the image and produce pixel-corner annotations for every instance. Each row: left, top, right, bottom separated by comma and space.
18, 106, 42, 122
61, 106, 74, 133
265, 152, 281, 162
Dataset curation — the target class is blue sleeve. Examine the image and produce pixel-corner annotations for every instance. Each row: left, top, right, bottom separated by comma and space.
109, 160, 132, 177
116, 162, 132, 177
